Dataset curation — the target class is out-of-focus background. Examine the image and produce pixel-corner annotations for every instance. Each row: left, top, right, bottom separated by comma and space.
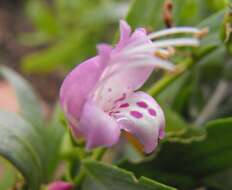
0, 0, 129, 110
0, 0, 232, 190
0, 1, 129, 188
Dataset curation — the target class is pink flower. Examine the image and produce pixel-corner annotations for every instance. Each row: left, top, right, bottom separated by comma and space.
47, 181, 73, 190
60, 20, 201, 153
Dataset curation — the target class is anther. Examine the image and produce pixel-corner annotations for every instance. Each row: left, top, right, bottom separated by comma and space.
154, 47, 175, 59
194, 28, 209, 38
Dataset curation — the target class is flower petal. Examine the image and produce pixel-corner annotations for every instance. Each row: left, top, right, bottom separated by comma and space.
93, 59, 154, 111
115, 20, 132, 50
60, 56, 106, 123
116, 20, 150, 50
97, 43, 112, 67
127, 27, 149, 47
79, 101, 121, 150
92, 21, 154, 111
114, 91, 165, 153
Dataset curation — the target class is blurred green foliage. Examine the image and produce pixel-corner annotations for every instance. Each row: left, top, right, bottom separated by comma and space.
0, 66, 65, 190
119, 118, 232, 189
20, 0, 129, 73
0, 0, 231, 189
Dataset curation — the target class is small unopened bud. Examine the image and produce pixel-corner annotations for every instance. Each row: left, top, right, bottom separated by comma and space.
47, 181, 73, 190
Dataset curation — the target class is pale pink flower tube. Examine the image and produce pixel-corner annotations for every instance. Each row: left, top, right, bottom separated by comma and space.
60, 20, 200, 153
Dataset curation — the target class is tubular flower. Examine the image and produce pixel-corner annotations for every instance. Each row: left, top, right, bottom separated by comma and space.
60, 20, 202, 153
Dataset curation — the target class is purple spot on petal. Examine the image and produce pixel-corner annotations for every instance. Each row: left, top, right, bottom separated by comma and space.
148, 108, 156, 116
108, 88, 112, 92
120, 103, 129, 108
114, 93, 126, 103
136, 101, 148, 108
130, 111, 143, 119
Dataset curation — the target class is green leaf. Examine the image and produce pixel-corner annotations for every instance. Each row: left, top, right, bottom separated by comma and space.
173, 0, 202, 25
22, 0, 124, 73
126, 0, 209, 30
120, 117, 232, 189
126, 0, 226, 59
0, 66, 64, 181
45, 105, 66, 179
204, 168, 232, 190
205, 0, 229, 11
0, 158, 18, 190
126, 0, 199, 28
195, 9, 225, 57
0, 66, 44, 127
21, 33, 85, 73
26, 0, 59, 35
0, 67, 65, 188
0, 111, 44, 190
0, 109, 65, 189
161, 105, 206, 143
126, 0, 164, 29
197, 9, 225, 34
82, 160, 176, 190
21, 29, 100, 73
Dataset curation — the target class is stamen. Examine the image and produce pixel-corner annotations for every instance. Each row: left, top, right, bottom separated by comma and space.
148, 27, 201, 39
91, 57, 174, 98
104, 58, 174, 82
154, 47, 175, 59
125, 58, 175, 70
125, 38, 199, 55
194, 28, 209, 38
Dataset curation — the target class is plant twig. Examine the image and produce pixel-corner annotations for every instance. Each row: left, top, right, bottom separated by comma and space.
195, 80, 229, 125
147, 59, 193, 96
73, 148, 107, 185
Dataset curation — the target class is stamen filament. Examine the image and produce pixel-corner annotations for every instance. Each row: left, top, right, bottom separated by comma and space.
125, 38, 199, 55
101, 59, 174, 85
154, 47, 175, 59
125, 59, 175, 70
148, 27, 200, 39
92, 57, 175, 98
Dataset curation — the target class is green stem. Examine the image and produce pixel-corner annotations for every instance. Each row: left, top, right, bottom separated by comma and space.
91, 148, 107, 160
147, 59, 193, 96
74, 166, 85, 185
73, 148, 107, 185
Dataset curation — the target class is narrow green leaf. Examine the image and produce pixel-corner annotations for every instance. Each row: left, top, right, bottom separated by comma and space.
0, 109, 65, 188
45, 105, 66, 179
158, 104, 206, 143
195, 9, 226, 57
126, 0, 164, 29
82, 160, 176, 190
0, 67, 65, 183
0, 66, 44, 127
0, 111, 44, 190
204, 168, 232, 190
173, 0, 202, 25
0, 159, 18, 190
120, 117, 232, 189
